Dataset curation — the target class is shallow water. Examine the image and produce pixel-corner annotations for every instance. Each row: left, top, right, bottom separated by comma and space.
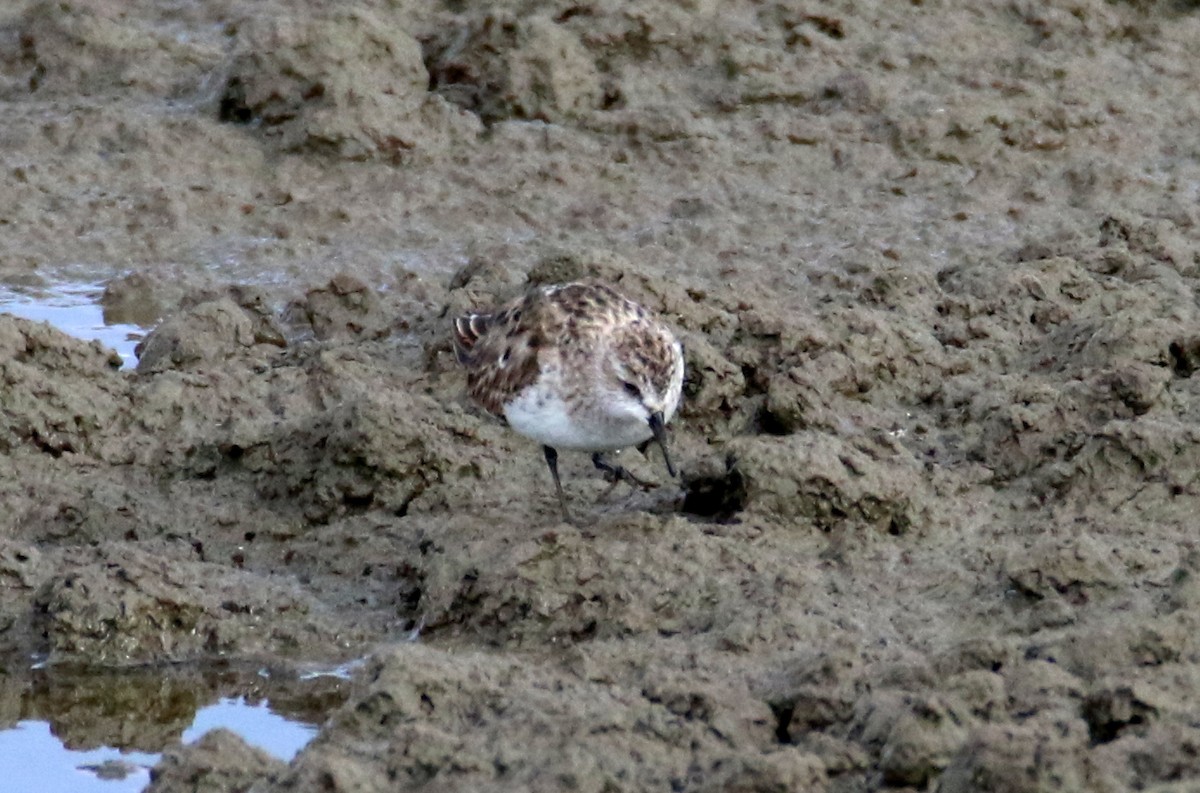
0, 283, 145, 368
0, 698, 316, 793
1, 720, 158, 793
0, 663, 354, 793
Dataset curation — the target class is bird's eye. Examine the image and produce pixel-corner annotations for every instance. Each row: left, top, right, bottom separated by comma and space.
622, 381, 642, 399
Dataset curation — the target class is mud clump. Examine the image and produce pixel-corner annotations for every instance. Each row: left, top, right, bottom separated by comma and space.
727, 432, 922, 533
135, 297, 261, 372
148, 728, 285, 793
100, 271, 167, 327
134, 286, 289, 373
220, 10, 479, 160
6, 0, 224, 99
424, 12, 604, 124
282, 273, 390, 342
0, 315, 123, 457
35, 543, 352, 667
939, 717, 1093, 793
251, 391, 447, 523
275, 644, 824, 793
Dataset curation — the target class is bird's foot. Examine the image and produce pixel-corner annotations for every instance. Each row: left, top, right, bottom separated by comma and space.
592, 453, 658, 495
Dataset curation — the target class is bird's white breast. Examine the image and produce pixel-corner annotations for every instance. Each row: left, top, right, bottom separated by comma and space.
504, 381, 652, 452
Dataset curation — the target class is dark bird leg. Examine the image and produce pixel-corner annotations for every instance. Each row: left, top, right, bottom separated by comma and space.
543, 445, 571, 522
592, 452, 657, 492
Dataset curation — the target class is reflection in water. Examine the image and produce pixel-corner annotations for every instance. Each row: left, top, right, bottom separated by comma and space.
0, 283, 146, 368
0, 662, 351, 792
182, 697, 317, 761
3, 720, 158, 793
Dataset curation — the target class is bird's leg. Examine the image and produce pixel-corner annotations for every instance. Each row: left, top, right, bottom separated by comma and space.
592, 452, 658, 493
543, 445, 571, 522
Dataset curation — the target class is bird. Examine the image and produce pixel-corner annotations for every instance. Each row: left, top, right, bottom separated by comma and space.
453, 280, 684, 522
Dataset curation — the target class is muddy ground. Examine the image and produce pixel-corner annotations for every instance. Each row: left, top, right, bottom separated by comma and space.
2, 0, 1200, 790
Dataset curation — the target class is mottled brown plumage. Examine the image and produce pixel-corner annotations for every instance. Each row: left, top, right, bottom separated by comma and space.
455, 288, 550, 416
453, 280, 685, 521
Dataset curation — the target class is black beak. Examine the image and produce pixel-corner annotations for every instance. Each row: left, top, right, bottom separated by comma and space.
647, 411, 676, 478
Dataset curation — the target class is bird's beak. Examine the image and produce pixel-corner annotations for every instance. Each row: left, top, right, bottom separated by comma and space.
648, 411, 677, 477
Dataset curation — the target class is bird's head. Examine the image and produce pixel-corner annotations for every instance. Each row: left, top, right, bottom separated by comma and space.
603, 326, 684, 476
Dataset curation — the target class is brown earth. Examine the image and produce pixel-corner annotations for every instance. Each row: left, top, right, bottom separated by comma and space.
3, 0, 1200, 790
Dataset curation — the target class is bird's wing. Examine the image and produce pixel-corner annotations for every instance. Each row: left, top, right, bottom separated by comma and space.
456, 291, 554, 418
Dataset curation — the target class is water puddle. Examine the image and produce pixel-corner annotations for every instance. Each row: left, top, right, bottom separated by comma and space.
0, 720, 158, 793
0, 282, 148, 368
0, 662, 353, 792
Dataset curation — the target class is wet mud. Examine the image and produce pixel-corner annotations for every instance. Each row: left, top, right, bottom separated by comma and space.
3, 0, 1200, 790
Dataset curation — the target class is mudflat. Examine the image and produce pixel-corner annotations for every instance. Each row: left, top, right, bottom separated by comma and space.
2, 1, 1200, 790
